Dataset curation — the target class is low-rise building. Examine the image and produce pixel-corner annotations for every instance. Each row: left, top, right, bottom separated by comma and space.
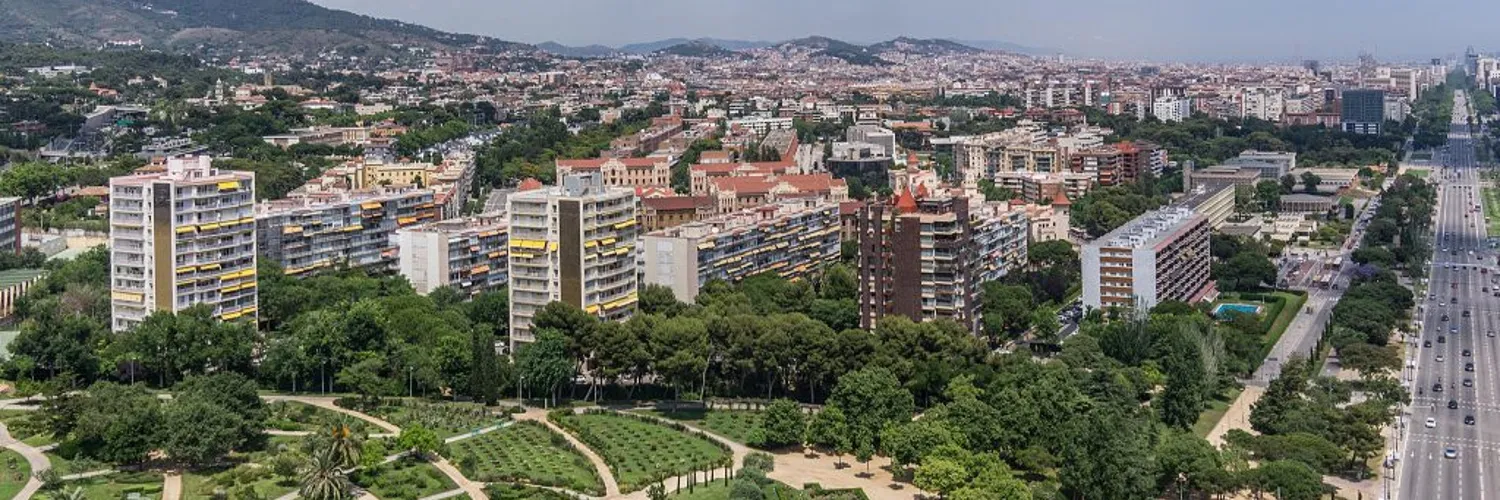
1288, 167, 1358, 193
995, 171, 1094, 204
641, 200, 840, 301
1176, 183, 1237, 229
1279, 194, 1336, 213
640, 195, 715, 232
555, 157, 672, 189
1224, 151, 1296, 180
396, 214, 509, 297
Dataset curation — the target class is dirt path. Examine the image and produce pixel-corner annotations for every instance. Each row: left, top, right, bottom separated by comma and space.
163, 471, 183, 500
432, 457, 488, 500
514, 408, 621, 497
1206, 385, 1265, 447
768, 451, 921, 500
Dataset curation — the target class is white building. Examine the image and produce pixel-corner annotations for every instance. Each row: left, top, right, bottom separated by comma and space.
846, 125, 897, 157
397, 214, 509, 297
109, 157, 258, 332
1081, 207, 1213, 312
726, 116, 794, 135
507, 173, 639, 351
1241, 88, 1285, 122
1152, 96, 1193, 122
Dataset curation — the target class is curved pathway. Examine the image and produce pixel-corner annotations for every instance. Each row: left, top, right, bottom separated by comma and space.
514, 408, 620, 497
0, 423, 49, 499
260, 395, 400, 435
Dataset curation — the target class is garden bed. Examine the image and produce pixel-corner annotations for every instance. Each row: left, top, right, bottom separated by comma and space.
349, 457, 456, 500
551, 409, 731, 493
265, 401, 369, 433
449, 421, 604, 495
0, 448, 32, 499
639, 409, 765, 447
338, 397, 510, 439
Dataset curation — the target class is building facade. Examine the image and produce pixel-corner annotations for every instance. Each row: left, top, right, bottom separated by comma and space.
1341, 89, 1386, 135
0, 198, 19, 254
555, 157, 672, 190
257, 189, 440, 277
507, 173, 638, 350
641, 200, 840, 302
1152, 96, 1193, 122
1081, 207, 1213, 312
396, 214, 509, 297
109, 156, 258, 331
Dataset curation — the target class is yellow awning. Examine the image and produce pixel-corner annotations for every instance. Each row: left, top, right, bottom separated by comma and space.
217, 181, 241, 191
601, 238, 616, 246
175, 226, 196, 234
111, 291, 143, 302
342, 225, 362, 232
361, 202, 383, 210
283, 225, 303, 234
511, 253, 535, 259
547, 242, 559, 251
176, 266, 197, 274
696, 241, 716, 250
398, 217, 416, 225
471, 265, 490, 274
585, 240, 598, 248
201, 223, 221, 231
510, 239, 546, 250
200, 263, 221, 271
613, 219, 638, 229
584, 304, 601, 314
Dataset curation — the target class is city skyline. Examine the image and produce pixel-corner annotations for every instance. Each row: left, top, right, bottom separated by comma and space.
310, 0, 1500, 61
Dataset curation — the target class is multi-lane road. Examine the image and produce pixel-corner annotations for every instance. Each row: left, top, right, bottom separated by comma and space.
1396, 89, 1500, 500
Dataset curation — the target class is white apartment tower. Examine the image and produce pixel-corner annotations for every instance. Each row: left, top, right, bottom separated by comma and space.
507, 173, 639, 351
1241, 88, 1285, 122
1152, 96, 1193, 122
109, 156, 258, 332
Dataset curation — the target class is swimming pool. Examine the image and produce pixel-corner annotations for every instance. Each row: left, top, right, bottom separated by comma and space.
1213, 303, 1263, 318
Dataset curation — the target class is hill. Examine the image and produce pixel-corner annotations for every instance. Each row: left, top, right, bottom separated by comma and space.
652, 40, 743, 59
618, 37, 773, 54
868, 37, 984, 55
536, 41, 618, 58
0, 0, 531, 55
777, 36, 889, 66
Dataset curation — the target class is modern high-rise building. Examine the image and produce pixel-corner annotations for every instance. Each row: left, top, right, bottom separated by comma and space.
641, 199, 840, 302
1340, 89, 1386, 135
507, 173, 638, 350
0, 197, 20, 254
1081, 206, 1213, 312
396, 213, 510, 297
856, 190, 1030, 334
108, 156, 258, 332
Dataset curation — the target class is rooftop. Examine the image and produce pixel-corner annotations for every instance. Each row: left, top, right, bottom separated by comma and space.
1094, 206, 1202, 249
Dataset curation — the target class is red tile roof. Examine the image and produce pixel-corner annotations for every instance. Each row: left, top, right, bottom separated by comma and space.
518, 178, 544, 192
643, 195, 712, 211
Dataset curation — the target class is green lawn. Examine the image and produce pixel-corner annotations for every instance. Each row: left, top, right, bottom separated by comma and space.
1408, 167, 1431, 176
1214, 291, 1306, 373
182, 464, 298, 500
359, 399, 506, 439
640, 409, 766, 447
485, 483, 575, 500
265, 401, 369, 433
449, 421, 603, 495
1262, 292, 1308, 350
350, 457, 456, 500
1192, 386, 1244, 438
0, 448, 32, 500
44, 471, 164, 500
667, 480, 799, 499
554, 411, 732, 493
1483, 188, 1500, 236
0, 410, 52, 445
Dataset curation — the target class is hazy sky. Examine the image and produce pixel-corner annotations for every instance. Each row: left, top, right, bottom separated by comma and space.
309, 0, 1495, 62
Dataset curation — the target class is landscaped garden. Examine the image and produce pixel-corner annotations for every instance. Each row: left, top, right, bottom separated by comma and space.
1212, 290, 1307, 369
182, 462, 300, 499
641, 408, 765, 447
552, 410, 732, 493
0, 409, 56, 446
265, 401, 369, 433
43, 471, 164, 500
349, 457, 457, 499
485, 482, 576, 500
449, 421, 604, 495
338, 397, 509, 439
0, 448, 32, 499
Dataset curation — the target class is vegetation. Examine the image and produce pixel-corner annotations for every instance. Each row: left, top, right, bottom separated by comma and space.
349, 456, 457, 499
266, 401, 370, 433
341, 398, 506, 439
449, 421, 605, 495
1085, 108, 1406, 168
475, 105, 666, 188
551, 410, 732, 492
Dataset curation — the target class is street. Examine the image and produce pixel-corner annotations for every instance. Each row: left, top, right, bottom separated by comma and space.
1396, 89, 1500, 500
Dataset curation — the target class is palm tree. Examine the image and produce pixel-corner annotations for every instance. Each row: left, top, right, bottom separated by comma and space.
324, 418, 362, 469
299, 453, 351, 500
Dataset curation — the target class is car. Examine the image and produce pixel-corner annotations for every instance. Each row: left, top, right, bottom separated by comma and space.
1443, 315, 1451, 321
1464, 349, 1472, 357
1427, 417, 1438, 428
1490, 331, 1496, 338
1464, 378, 1474, 387
1466, 363, 1475, 372
1435, 383, 1445, 393
1446, 448, 1460, 459
1451, 399, 1461, 409
1466, 415, 1477, 425
1426, 340, 1434, 347
1431, 293, 1438, 300
1438, 355, 1446, 362
1465, 310, 1472, 317
1453, 296, 1460, 303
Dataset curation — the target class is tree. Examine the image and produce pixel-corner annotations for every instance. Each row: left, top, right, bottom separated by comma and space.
1030, 308, 1061, 345
914, 457, 969, 497
880, 419, 962, 469
638, 284, 683, 316
761, 399, 807, 449
173, 373, 266, 447
1254, 460, 1325, 500
1256, 180, 1284, 211
1300, 171, 1322, 194
1060, 407, 1156, 500
818, 264, 858, 301
827, 367, 915, 451
807, 405, 851, 467
981, 283, 1034, 341
515, 329, 576, 406
68, 382, 162, 464
0, 162, 68, 202
323, 419, 363, 470
649, 316, 709, 399
1213, 251, 1278, 292
1337, 343, 1401, 376
1279, 174, 1297, 193
1155, 431, 1226, 495
162, 399, 245, 465
468, 327, 503, 405
396, 424, 442, 459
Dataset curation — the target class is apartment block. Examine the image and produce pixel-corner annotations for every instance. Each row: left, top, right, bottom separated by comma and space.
1082, 206, 1213, 312
1116, 141, 1167, 183
1340, 89, 1385, 135
1070, 147, 1125, 186
295, 155, 475, 219
507, 173, 638, 350
857, 190, 1027, 335
1152, 96, 1193, 122
257, 189, 440, 277
641, 199, 840, 302
396, 213, 509, 297
555, 157, 672, 189
952, 127, 1062, 185
109, 156, 258, 332
0, 198, 19, 254
995, 171, 1094, 204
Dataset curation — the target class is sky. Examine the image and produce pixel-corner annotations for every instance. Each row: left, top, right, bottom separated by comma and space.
308, 0, 1497, 62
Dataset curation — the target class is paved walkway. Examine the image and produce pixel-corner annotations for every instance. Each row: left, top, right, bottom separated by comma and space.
0, 423, 49, 499
443, 422, 511, 444
419, 488, 468, 500
163, 471, 183, 500
514, 408, 620, 497
432, 457, 487, 500
768, 450, 919, 500
1206, 385, 1265, 448
261, 395, 401, 435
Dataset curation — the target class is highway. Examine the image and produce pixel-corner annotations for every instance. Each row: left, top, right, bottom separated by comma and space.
1396, 89, 1500, 500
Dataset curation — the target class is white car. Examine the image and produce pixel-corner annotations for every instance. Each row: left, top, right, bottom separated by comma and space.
1438, 355, 1446, 362
1427, 418, 1438, 429
1445, 448, 1459, 459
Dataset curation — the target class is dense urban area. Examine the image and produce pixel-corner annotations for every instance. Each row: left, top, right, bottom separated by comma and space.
0, 1, 1494, 500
